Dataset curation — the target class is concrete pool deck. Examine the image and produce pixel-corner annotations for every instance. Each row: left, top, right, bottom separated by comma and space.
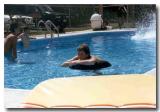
4, 88, 30, 108
145, 68, 156, 75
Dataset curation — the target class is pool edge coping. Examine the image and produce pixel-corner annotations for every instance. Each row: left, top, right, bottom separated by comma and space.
26, 28, 137, 40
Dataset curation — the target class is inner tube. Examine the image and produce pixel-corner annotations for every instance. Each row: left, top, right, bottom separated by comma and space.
70, 60, 111, 70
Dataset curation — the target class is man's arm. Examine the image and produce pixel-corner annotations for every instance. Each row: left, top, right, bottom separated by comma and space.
12, 38, 17, 59
17, 33, 24, 39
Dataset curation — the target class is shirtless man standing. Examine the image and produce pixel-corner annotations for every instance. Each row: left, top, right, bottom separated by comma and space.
4, 23, 20, 61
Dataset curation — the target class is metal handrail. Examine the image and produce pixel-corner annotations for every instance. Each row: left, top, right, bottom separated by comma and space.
46, 20, 59, 38
37, 20, 55, 38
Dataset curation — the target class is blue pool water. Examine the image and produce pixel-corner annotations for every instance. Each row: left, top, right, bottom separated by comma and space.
4, 31, 156, 89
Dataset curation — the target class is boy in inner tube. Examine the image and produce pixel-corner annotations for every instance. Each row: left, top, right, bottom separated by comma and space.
61, 43, 103, 67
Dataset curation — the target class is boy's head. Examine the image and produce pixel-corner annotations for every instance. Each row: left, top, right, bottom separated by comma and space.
77, 44, 91, 59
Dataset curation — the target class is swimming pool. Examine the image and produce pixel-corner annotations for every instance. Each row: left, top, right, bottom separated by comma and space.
4, 31, 156, 89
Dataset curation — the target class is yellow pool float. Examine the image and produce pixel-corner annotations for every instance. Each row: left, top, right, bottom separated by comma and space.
22, 74, 156, 108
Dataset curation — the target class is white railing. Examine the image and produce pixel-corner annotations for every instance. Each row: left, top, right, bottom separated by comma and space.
46, 20, 59, 37
37, 20, 59, 38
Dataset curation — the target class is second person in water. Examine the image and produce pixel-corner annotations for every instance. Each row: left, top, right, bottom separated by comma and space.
61, 44, 103, 67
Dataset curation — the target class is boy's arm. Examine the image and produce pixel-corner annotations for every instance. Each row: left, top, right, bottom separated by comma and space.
70, 56, 96, 65
61, 56, 78, 67
66, 55, 78, 62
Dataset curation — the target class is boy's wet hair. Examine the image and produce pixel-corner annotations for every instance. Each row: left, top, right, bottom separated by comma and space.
77, 44, 90, 56
9, 23, 19, 33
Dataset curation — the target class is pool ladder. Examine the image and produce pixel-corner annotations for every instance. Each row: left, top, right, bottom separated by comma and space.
38, 20, 59, 38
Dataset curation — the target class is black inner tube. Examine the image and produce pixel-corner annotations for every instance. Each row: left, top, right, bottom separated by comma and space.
69, 60, 111, 70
